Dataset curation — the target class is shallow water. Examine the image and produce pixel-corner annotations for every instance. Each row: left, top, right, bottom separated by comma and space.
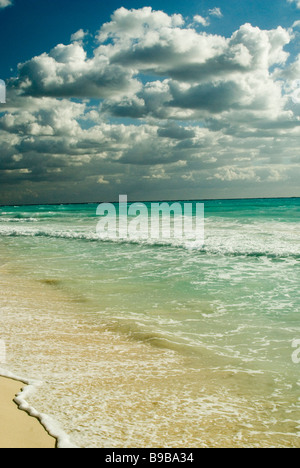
0, 198, 299, 447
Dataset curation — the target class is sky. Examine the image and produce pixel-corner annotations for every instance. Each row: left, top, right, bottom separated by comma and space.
0, 0, 299, 204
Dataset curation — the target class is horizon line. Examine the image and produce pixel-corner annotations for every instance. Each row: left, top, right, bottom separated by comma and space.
0, 195, 299, 208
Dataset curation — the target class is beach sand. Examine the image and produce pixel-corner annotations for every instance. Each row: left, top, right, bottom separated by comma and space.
0, 376, 56, 448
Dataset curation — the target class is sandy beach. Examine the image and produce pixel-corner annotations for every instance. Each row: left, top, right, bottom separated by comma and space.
0, 377, 56, 448
0, 199, 299, 448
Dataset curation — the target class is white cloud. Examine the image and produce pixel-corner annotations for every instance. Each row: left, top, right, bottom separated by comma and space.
193, 15, 210, 27
97, 12, 290, 86
70, 29, 88, 43
0, 0, 12, 9
95, 15, 291, 120
16, 42, 141, 99
278, 53, 300, 80
97, 9, 227, 76
208, 7, 223, 18
213, 166, 260, 182
14, 8, 291, 118
98, 6, 184, 43
1, 7, 299, 202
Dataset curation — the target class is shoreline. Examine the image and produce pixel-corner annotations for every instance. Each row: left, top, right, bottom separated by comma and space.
1, 221, 299, 448
0, 376, 56, 448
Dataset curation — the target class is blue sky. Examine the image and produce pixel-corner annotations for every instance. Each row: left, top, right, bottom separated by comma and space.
0, 0, 299, 203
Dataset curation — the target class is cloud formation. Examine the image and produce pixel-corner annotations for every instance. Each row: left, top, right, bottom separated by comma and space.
16, 42, 141, 99
0, 6, 299, 203
208, 7, 223, 18
193, 15, 210, 27
0, 0, 12, 9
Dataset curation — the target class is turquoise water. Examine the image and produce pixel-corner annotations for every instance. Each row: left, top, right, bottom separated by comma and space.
0, 198, 299, 447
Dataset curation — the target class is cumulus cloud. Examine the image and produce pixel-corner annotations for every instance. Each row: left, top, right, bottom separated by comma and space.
278, 53, 300, 80
15, 42, 141, 99
193, 15, 210, 27
97, 9, 227, 80
1, 7, 299, 203
97, 6, 184, 43
168, 75, 284, 116
14, 8, 291, 113
70, 29, 88, 44
96, 12, 290, 87
101, 19, 290, 121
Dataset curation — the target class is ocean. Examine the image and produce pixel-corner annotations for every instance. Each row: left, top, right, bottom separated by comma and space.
0, 198, 299, 447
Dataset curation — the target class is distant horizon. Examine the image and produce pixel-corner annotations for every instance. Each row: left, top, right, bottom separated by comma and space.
1, 195, 299, 208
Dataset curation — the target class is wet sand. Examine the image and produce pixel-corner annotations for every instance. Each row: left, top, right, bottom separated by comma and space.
0, 376, 56, 448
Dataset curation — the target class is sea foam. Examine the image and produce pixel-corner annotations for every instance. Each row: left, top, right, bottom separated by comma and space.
0, 367, 77, 448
